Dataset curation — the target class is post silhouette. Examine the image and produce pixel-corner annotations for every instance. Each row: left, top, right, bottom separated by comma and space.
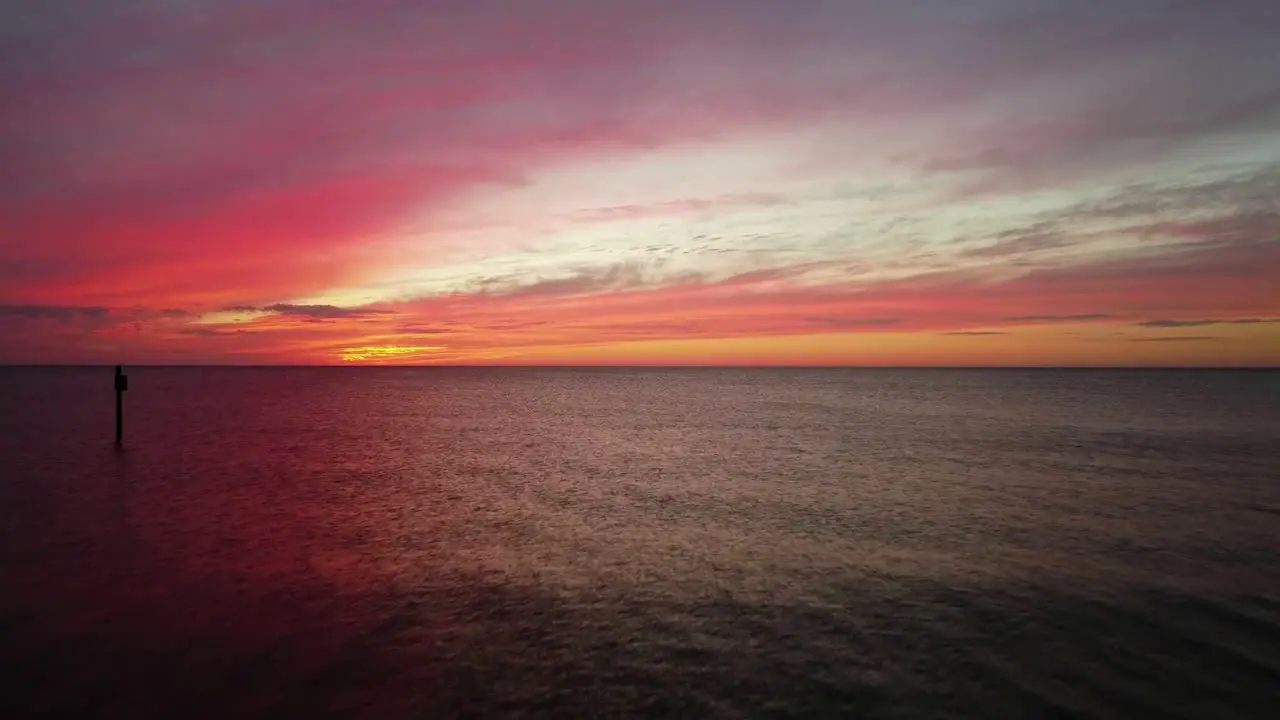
114, 365, 128, 446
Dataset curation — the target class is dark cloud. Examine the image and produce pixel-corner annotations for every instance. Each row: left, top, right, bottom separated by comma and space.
809, 317, 903, 328
571, 321, 709, 339
1004, 314, 1115, 323
176, 326, 252, 337
221, 304, 393, 319
475, 320, 551, 331
1130, 336, 1220, 343
942, 331, 1007, 336
1137, 318, 1279, 328
0, 304, 109, 321
1138, 320, 1216, 328
264, 304, 393, 319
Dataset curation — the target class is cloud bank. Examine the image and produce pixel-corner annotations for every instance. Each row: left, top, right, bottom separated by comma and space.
1, 0, 1277, 364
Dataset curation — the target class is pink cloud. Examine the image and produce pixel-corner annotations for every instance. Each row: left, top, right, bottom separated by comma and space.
2, 1, 1279, 364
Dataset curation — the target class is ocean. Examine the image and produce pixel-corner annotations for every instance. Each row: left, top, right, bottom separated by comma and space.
1, 367, 1278, 718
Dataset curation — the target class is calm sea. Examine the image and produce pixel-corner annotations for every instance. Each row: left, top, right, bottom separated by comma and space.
2, 367, 1278, 718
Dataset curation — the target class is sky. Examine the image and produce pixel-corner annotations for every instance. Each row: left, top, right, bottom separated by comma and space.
1, 0, 1278, 366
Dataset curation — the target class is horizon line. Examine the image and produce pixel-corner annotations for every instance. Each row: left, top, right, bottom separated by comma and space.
2, 363, 1276, 370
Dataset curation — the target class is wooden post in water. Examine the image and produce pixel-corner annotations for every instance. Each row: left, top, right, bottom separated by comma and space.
114, 364, 128, 447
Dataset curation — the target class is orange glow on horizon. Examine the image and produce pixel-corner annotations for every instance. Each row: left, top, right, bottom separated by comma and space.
340, 345, 447, 363
311, 322, 1280, 367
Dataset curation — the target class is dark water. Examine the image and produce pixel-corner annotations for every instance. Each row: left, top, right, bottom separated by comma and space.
2, 367, 1278, 718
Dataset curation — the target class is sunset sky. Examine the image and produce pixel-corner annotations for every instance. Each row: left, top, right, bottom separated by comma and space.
1, 0, 1278, 365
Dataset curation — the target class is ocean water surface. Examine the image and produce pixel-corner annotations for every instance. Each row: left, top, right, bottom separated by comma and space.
2, 367, 1278, 718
